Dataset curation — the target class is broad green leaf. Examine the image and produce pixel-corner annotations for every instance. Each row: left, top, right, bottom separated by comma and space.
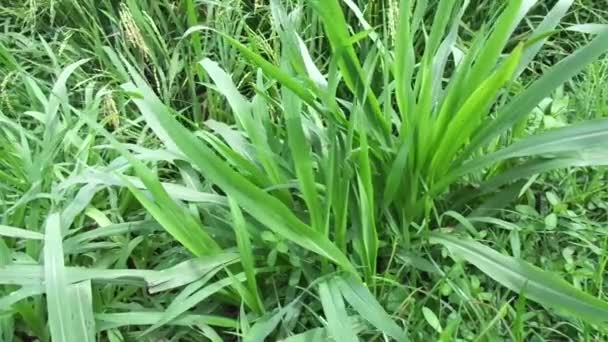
0, 224, 43, 240
422, 307, 442, 333
44, 213, 73, 341
68, 281, 96, 342
431, 233, 608, 323
44, 213, 96, 341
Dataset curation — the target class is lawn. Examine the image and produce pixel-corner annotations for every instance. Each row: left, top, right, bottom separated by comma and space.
1, 0, 608, 341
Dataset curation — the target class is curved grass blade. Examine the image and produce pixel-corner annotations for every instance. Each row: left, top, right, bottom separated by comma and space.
431, 232, 608, 323
0, 225, 43, 240
464, 29, 608, 158
432, 44, 523, 174
79, 110, 222, 257
114, 57, 356, 274
334, 275, 409, 341
184, 26, 318, 108
243, 305, 293, 342
439, 119, 608, 190
310, 0, 390, 143
319, 280, 359, 342
516, 0, 573, 76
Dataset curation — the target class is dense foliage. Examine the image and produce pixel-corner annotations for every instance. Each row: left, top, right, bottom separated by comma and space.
1, 0, 608, 340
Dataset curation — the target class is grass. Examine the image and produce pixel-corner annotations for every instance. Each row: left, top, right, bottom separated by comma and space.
1, 0, 608, 341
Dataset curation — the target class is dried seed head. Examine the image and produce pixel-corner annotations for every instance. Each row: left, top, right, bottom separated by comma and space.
58, 31, 73, 57
26, 0, 38, 27
103, 94, 120, 129
254, 0, 263, 12
0, 73, 15, 114
119, 3, 150, 59
388, 0, 399, 47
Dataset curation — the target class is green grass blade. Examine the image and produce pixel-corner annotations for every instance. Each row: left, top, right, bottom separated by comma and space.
382, 134, 413, 207
243, 306, 292, 342
319, 280, 359, 342
394, 0, 414, 122
184, 26, 318, 108
149, 274, 246, 333
465, 29, 608, 157
95, 312, 236, 331
200, 59, 286, 192
146, 253, 239, 293
44, 213, 96, 341
516, 0, 573, 76
229, 196, 264, 314
280, 328, 328, 342
198, 59, 252, 130
44, 213, 72, 341
0, 224, 43, 240
117, 59, 356, 274
356, 130, 378, 285
282, 84, 324, 232
432, 44, 523, 175
79, 114, 221, 256
335, 275, 409, 341
310, 0, 390, 143
466, 0, 523, 89
472, 151, 608, 199
440, 119, 608, 189
0, 286, 44, 310
68, 281, 96, 342
431, 233, 608, 323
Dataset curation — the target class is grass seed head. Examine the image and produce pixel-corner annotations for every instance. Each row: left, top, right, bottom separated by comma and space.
388, 0, 399, 47
119, 3, 151, 59
103, 94, 120, 129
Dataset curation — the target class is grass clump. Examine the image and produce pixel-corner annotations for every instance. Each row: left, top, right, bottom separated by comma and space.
2, 0, 608, 341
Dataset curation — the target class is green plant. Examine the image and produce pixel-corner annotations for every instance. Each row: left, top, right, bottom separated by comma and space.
81, 0, 608, 338
3, 0, 608, 340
